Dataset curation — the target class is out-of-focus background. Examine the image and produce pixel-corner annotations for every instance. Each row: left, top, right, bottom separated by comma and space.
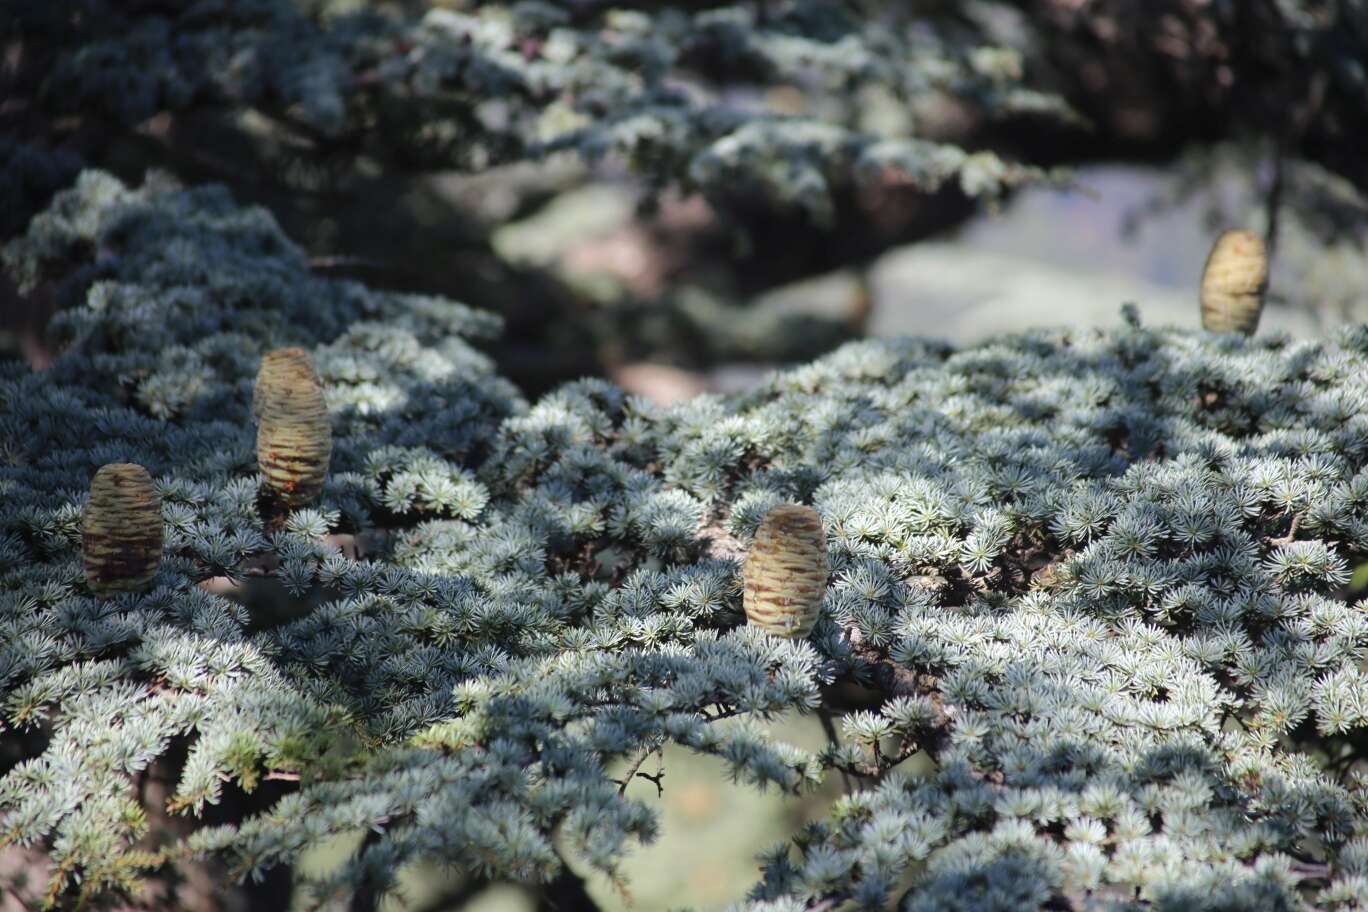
486, 156, 1337, 407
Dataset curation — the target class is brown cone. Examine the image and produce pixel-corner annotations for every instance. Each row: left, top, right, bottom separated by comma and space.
254, 348, 331, 506
743, 504, 828, 639
1200, 229, 1268, 336
82, 463, 163, 595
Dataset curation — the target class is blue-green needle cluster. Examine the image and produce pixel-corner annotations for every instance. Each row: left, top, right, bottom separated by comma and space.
6, 173, 1368, 911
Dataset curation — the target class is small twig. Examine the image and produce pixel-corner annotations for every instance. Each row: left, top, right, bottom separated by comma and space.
700, 706, 742, 723
646, 749, 664, 796
1287, 860, 1332, 881
615, 747, 656, 796
827, 743, 921, 782
264, 770, 302, 782
1266, 514, 1301, 548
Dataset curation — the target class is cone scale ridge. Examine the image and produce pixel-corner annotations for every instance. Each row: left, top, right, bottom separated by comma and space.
82, 463, 163, 595
254, 348, 332, 507
743, 504, 828, 639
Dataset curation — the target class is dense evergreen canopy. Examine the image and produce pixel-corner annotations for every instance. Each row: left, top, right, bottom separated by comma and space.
6, 170, 1368, 910
7, 2, 1368, 910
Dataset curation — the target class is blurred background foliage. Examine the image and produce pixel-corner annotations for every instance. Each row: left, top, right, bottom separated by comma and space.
3, 2, 1368, 909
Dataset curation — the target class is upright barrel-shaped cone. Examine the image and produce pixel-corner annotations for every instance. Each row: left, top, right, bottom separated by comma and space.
743, 504, 828, 638
1200, 229, 1268, 336
255, 348, 331, 507
82, 463, 162, 595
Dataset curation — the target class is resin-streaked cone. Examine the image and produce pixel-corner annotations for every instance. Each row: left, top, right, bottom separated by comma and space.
743, 504, 828, 638
82, 463, 163, 595
255, 348, 331, 506
1200, 229, 1268, 336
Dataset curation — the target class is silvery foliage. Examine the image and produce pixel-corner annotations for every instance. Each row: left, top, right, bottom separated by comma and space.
12, 1, 1071, 224
7, 175, 1368, 910
0, 172, 825, 906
